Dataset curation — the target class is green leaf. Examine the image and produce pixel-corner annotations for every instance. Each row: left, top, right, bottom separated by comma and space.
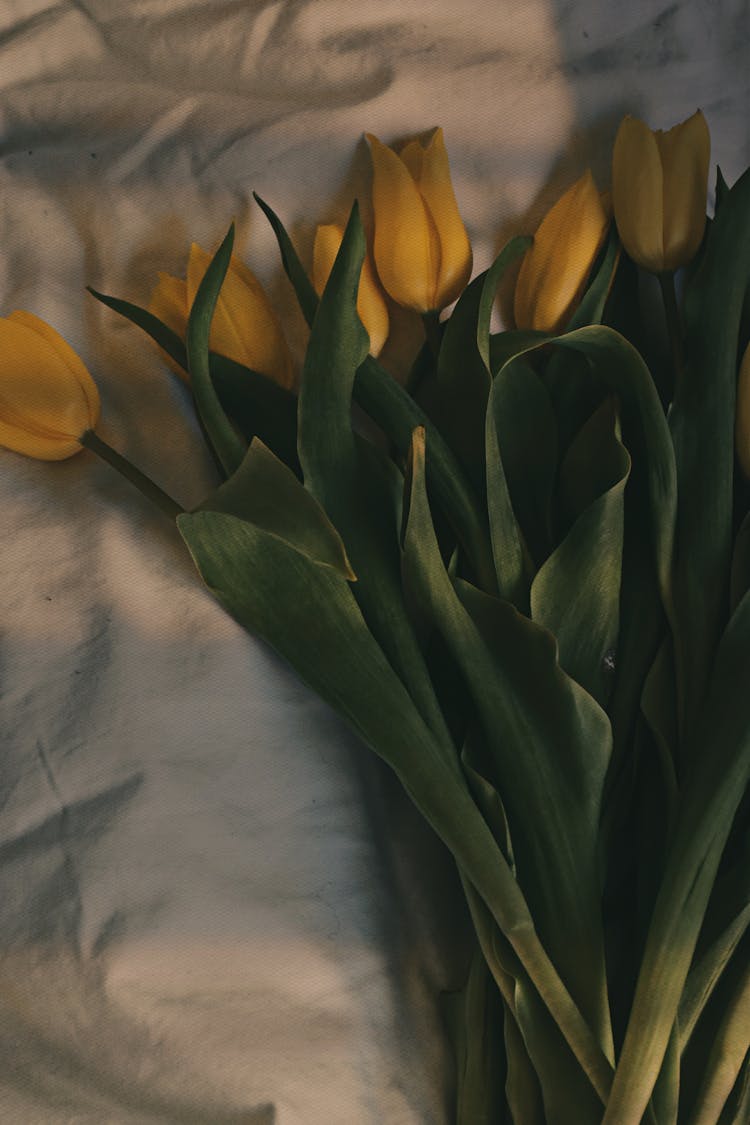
427, 238, 531, 495
489, 329, 549, 376
195, 438, 353, 579
687, 950, 750, 1125
531, 402, 630, 706
680, 829, 750, 1048
671, 164, 750, 754
185, 224, 247, 477
730, 511, 750, 613
602, 585, 750, 1124
402, 426, 616, 1099
297, 202, 455, 760
715, 165, 730, 213
490, 357, 558, 571
253, 193, 318, 327
442, 945, 508, 1125
254, 194, 496, 590
180, 500, 612, 1101
566, 223, 621, 331
87, 289, 301, 473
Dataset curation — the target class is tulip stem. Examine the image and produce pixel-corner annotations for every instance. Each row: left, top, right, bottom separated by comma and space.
80, 430, 184, 520
422, 311, 443, 361
659, 271, 684, 392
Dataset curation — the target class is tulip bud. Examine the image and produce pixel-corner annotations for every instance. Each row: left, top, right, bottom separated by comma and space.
312, 222, 390, 357
514, 171, 611, 333
149, 244, 294, 388
0, 310, 101, 460
736, 341, 750, 480
612, 110, 710, 273
366, 128, 472, 313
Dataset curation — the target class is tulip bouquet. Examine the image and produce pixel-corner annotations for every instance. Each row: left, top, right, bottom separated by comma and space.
2, 112, 750, 1123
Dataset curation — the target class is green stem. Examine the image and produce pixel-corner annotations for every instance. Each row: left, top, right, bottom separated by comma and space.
659, 271, 684, 393
422, 310, 443, 360
81, 430, 184, 520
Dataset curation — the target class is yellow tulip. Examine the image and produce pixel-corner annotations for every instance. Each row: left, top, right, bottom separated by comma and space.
366, 128, 472, 313
612, 110, 710, 273
149, 244, 294, 389
514, 171, 611, 333
736, 341, 750, 479
312, 222, 390, 357
0, 310, 100, 460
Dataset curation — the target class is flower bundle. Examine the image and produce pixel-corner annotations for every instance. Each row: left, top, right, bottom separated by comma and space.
2, 113, 749, 1123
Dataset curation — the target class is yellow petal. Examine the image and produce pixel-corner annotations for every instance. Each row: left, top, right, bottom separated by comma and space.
313, 223, 390, 357
398, 139, 425, 183
514, 171, 610, 333
612, 115, 665, 272
148, 271, 190, 378
657, 109, 710, 270
736, 341, 750, 480
366, 133, 437, 313
0, 315, 99, 460
187, 245, 294, 389
414, 127, 473, 309
8, 310, 101, 427
149, 271, 189, 339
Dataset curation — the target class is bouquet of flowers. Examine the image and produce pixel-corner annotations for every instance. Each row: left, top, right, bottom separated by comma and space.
2, 110, 748, 1123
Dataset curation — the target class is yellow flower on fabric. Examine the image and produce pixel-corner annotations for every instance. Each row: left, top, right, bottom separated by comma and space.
736, 341, 750, 480
312, 222, 390, 357
514, 171, 611, 333
0, 310, 101, 460
366, 128, 472, 313
149, 244, 294, 389
612, 110, 710, 273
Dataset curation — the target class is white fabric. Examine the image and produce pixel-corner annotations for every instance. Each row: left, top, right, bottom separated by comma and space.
0, 2, 747, 1121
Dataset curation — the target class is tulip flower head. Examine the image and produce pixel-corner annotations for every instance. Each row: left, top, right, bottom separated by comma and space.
612, 110, 710, 273
0, 310, 101, 460
312, 222, 390, 357
149, 243, 294, 388
514, 171, 611, 333
366, 128, 472, 313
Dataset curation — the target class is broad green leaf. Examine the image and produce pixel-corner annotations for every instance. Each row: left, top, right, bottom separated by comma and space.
461, 728, 515, 873
602, 584, 750, 1124
255, 194, 496, 590
87, 289, 300, 473
541, 224, 629, 460
402, 427, 615, 1099
442, 945, 507, 1125
531, 408, 629, 706
297, 202, 455, 761
478, 240, 533, 370
566, 224, 621, 331
195, 438, 353, 578
651, 1024, 680, 1125
502, 1003, 545, 1125
556, 397, 626, 532
687, 954, 750, 1125
427, 238, 530, 495
180, 502, 613, 1101
730, 511, 750, 613
671, 164, 750, 756
492, 358, 558, 569
484, 367, 533, 611
185, 224, 246, 477
489, 329, 548, 376
680, 829, 750, 1047
639, 637, 679, 826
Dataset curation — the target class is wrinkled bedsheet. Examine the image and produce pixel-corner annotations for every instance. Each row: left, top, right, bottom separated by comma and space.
1, 2, 748, 1122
